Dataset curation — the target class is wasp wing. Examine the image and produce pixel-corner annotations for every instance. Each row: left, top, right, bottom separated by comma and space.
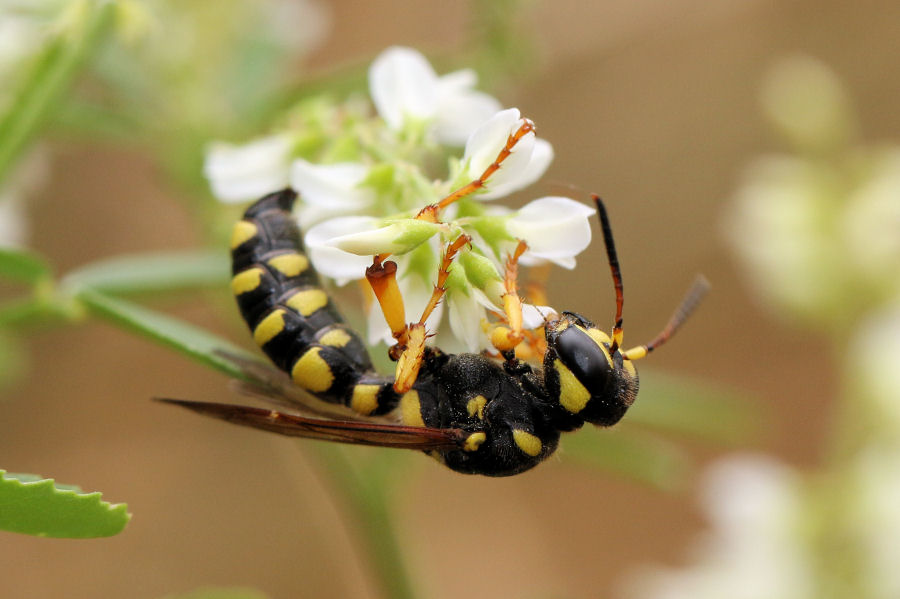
156, 398, 466, 451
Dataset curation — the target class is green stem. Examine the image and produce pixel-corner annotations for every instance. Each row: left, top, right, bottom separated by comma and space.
0, 0, 117, 182
314, 447, 419, 599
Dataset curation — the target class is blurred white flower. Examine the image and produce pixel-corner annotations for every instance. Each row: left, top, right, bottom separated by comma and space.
204, 134, 293, 203
724, 156, 844, 319
850, 446, 900, 599
461, 108, 553, 199
622, 455, 814, 599
368, 46, 502, 145
290, 159, 375, 227
843, 149, 900, 293
760, 55, 855, 153
851, 302, 900, 431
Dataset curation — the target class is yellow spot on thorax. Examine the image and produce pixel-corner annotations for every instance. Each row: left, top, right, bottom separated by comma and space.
466, 395, 487, 420
350, 384, 380, 416
268, 253, 309, 277
285, 288, 329, 316
399, 390, 425, 427
554, 359, 591, 414
512, 430, 542, 457
253, 309, 286, 347
290, 347, 334, 393
318, 328, 352, 348
464, 432, 486, 452
230, 220, 258, 249
231, 268, 263, 295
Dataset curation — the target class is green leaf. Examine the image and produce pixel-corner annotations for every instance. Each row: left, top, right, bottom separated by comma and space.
0, 0, 117, 181
0, 470, 130, 538
0, 247, 52, 284
77, 288, 259, 379
159, 589, 271, 599
628, 369, 760, 444
61, 251, 229, 296
561, 428, 690, 491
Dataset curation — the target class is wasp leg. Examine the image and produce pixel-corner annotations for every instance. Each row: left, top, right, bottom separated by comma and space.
489, 240, 528, 359
416, 119, 536, 222
391, 234, 471, 393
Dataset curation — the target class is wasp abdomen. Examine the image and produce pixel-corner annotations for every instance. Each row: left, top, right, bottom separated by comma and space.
230, 189, 398, 415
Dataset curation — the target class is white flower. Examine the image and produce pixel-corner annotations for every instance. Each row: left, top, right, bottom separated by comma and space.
290, 159, 375, 226
304, 216, 377, 286
204, 134, 293, 203
851, 302, 900, 431
622, 455, 814, 599
368, 46, 502, 146
506, 196, 595, 269
462, 108, 553, 199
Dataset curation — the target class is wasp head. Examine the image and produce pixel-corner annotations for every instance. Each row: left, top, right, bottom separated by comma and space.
542, 311, 639, 427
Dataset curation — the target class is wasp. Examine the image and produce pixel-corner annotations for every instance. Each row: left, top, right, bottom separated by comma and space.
161, 125, 707, 477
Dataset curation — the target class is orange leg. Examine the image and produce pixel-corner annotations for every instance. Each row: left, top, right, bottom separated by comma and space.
489, 240, 527, 355
367, 235, 472, 393
417, 119, 535, 222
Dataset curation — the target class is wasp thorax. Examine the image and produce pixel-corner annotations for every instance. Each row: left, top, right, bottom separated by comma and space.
543, 312, 639, 427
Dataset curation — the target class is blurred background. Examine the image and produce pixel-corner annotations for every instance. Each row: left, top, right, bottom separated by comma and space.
2, 1, 900, 598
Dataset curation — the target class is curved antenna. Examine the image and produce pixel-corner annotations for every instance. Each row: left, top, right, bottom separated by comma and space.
592, 194, 625, 353
623, 275, 710, 360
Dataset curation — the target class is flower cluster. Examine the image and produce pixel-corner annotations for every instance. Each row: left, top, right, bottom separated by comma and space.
205, 46, 594, 351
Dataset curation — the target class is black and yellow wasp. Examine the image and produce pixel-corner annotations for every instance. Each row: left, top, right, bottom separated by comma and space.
160, 186, 706, 477
161, 121, 706, 476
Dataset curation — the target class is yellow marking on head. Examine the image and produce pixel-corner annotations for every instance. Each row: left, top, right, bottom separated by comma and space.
253, 309, 286, 347
350, 384, 380, 416
466, 395, 487, 420
551, 319, 570, 333
267, 253, 309, 277
285, 288, 329, 317
512, 430, 542, 457
318, 328, 352, 348
463, 432, 486, 452
230, 220, 258, 249
554, 359, 591, 413
290, 347, 334, 393
231, 268, 263, 296
622, 358, 638, 378
399, 390, 425, 427
585, 327, 611, 346
581, 327, 613, 367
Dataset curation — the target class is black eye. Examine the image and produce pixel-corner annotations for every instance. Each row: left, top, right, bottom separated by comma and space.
554, 327, 612, 397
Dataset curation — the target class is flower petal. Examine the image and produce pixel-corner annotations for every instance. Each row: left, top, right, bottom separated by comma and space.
463, 108, 523, 176
368, 46, 439, 130
304, 216, 377, 285
521, 303, 558, 329
204, 135, 293, 203
289, 159, 373, 210
433, 69, 502, 146
448, 288, 490, 352
507, 196, 594, 268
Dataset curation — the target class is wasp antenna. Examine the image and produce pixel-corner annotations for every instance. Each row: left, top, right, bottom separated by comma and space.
592, 194, 625, 353
623, 275, 710, 360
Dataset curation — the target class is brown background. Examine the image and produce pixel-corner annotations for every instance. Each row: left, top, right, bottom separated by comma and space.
2, 1, 899, 597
